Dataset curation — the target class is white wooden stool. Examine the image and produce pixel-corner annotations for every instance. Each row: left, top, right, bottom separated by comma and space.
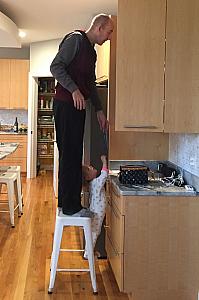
48, 209, 98, 294
0, 166, 23, 205
0, 172, 23, 227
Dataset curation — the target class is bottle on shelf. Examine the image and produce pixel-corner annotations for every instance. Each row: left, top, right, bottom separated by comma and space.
40, 96, 44, 109
13, 117, 18, 133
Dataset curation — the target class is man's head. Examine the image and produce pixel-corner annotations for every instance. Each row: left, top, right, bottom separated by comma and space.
86, 14, 114, 45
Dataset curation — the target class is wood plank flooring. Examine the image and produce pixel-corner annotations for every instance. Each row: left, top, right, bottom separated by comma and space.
0, 171, 129, 300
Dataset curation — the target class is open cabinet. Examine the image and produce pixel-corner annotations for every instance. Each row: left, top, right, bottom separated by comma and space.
37, 77, 55, 173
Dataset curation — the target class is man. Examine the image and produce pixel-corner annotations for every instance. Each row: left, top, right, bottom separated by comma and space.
50, 14, 114, 216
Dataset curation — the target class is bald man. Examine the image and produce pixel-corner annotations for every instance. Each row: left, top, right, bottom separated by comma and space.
50, 14, 114, 216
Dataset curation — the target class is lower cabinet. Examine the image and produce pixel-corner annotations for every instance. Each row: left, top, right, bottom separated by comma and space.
106, 182, 199, 299
0, 134, 27, 172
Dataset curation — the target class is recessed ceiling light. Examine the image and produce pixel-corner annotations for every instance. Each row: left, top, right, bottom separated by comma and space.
18, 30, 26, 38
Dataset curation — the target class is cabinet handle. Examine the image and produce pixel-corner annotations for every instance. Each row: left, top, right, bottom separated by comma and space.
124, 125, 158, 129
104, 225, 110, 229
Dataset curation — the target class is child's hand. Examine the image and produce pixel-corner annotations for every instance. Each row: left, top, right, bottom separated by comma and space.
101, 155, 107, 167
101, 155, 106, 162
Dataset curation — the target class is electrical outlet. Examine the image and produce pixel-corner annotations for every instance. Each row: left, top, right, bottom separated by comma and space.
190, 157, 195, 166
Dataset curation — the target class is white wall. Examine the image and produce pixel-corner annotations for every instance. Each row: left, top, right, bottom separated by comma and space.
169, 134, 199, 176
30, 39, 61, 75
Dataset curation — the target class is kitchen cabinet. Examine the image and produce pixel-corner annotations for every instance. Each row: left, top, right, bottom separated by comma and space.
108, 16, 169, 160
0, 134, 27, 172
106, 181, 199, 300
95, 41, 110, 82
0, 59, 29, 109
0, 59, 10, 109
115, 0, 199, 133
115, 0, 165, 132
164, 0, 199, 132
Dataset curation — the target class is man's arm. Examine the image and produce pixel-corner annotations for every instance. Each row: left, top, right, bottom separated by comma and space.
89, 74, 109, 131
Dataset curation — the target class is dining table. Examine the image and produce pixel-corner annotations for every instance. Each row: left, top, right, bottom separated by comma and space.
0, 142, 19, 160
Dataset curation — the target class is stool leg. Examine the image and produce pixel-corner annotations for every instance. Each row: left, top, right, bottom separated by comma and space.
7, 181, 15, 227
15, 175, 23, 215
17, 171, 23, 206
48, 219, 63, 293
84, 221, 98, 294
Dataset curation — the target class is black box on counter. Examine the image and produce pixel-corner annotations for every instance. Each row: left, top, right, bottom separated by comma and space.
119, 165, 148, 185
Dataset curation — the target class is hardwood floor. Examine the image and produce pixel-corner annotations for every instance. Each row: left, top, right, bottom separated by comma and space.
0, 171, 129, 300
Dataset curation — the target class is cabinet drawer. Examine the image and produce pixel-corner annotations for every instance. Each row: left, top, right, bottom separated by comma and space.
106, 235, 124, 292
106, 200, 124, 254
0, 135, 27, 157
0, 158, 27, 172
111, 182, 125, 214
9, 143, 27, 158
0, 134, 27, 143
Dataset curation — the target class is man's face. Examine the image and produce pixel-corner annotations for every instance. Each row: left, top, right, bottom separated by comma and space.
96, 20, 114, 45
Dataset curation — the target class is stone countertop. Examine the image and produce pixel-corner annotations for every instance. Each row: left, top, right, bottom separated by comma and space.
0, 142, 19, 160
109, 160, 199, 196
110, 175, 197, 196
0, 131, 27, 135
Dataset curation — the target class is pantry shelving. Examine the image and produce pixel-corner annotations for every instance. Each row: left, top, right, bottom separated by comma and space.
37, 77, 55, 173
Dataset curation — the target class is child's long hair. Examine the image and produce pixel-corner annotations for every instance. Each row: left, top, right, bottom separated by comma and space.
82, 165, 89, 190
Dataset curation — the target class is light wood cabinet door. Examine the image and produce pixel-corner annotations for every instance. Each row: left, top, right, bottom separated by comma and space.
0, 59, 11, 109
115, 0, 165, 132
107, 193, 199, 298
10, 59, 29, 109
95, 41, 110, 82
165, 0, 199, 133
0, 134, 27, 172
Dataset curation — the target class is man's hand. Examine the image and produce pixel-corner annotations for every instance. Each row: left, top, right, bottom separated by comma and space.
97, 110, 109, 132
72, 89, 86, 110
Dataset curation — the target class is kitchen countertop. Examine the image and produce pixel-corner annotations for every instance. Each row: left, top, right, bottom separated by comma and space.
0, 142, 19, 160
110, 175, 197, 196
109, 160, 199, 196
0, 131, 27, 135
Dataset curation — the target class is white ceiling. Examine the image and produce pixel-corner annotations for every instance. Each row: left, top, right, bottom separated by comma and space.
0, 0, 117, 46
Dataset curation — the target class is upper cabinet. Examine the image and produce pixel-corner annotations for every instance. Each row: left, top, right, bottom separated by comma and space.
0, 59, 11, 109
115, 0, 199, 133
10, 59, 29, 109
165, 0, 199, 133
0, 59, 29, 110
95, 41, 110, 82
115, 0, 165, 132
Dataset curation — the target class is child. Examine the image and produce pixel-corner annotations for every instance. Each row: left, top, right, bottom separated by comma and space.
82, 155, 108, 258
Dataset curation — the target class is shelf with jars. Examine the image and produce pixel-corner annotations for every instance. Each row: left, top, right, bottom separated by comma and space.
37, 77, 55, 173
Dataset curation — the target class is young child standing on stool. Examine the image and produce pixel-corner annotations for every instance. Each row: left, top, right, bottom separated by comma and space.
82, 155, 108, 258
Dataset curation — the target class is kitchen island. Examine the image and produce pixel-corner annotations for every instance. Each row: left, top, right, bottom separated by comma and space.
106, 161, 199, 300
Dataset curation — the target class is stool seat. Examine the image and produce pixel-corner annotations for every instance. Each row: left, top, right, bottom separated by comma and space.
0, 172, 23, 227
48, 209, 97, 294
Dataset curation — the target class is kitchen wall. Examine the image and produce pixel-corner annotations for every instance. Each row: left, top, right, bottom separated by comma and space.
0, 47, 30, 59
30, 39, 60, 75
0, 109, 28, 126
169, 134, 199, 176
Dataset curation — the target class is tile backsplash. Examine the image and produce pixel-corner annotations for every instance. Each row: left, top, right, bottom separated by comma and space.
169, 134, 199, 176
0, 109, 28, 126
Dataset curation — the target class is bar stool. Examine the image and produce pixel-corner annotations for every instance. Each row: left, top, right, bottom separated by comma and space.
0, 166, 23, 205
48, 209, 98, 294
0, 172, 23, 227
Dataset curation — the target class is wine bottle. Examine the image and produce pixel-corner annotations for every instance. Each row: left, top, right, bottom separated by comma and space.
13, 117, 18, 133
